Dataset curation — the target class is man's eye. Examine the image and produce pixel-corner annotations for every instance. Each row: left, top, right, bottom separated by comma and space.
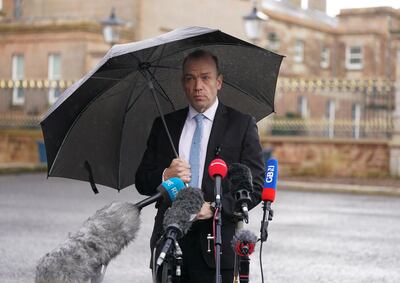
202, 76, 210, 80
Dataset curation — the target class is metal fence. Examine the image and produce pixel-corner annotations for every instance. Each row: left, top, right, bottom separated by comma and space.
0, 78, 396, 139
263, 78, 395, 139
0, 79, 73, 129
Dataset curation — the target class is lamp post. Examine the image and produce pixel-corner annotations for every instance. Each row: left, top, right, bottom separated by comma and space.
242, 0, 268, 44
101, 7, 126, 46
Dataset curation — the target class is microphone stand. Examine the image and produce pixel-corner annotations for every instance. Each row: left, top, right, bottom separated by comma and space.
260, 201, 274, 243
158, 241, 183, 283
233, 213, 252, 283
214, 175, 223, 283
233, 215, 244, 283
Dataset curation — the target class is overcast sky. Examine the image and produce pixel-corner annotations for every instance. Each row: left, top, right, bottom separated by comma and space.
326, 0, 400, 17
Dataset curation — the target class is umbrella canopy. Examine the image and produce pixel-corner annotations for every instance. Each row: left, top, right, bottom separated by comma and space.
41, 26, 283, 191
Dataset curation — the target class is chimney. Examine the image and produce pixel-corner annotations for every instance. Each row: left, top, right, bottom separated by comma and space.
308, 0, 326, 13
288, 0, 302, 8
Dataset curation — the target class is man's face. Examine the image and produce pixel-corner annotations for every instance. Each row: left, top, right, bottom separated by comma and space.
182, 56, 223, 113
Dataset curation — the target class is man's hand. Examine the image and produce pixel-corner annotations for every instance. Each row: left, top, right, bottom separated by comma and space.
196, 202, 214, 220
164, 158, 191, 183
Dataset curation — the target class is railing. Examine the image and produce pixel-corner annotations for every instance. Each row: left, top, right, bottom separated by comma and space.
0, 78, 396, 139
260, 118, 393, 139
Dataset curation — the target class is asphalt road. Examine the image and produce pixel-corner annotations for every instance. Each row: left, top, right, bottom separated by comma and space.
1, 173, 399, 283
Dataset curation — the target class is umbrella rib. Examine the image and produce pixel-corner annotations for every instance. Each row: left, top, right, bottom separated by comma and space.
223, 79, 273, 107
47, 74, 127, 181
147, 70, 176, 111
139, 69, 179, 158
149, 45, 177, 110
90, 76, 125, 81
116, 79, 146, 190
125, 81, 147, 113
148, 42, 255, 66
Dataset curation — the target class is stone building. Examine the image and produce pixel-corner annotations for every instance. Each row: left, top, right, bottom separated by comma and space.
0, 0, 399, 122
0, 0, 136, 113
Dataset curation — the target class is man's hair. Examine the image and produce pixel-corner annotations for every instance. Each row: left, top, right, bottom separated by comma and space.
182, 49, 220, 75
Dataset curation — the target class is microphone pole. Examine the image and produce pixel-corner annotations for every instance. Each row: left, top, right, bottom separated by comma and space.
208, 158, 228, 283
260, 158, 278, 243
259, 158, 278, 283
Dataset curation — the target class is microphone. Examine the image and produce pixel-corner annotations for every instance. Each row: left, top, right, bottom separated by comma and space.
262, 158, 278, 203
156, 187, 204, 267
208, 158, 228, 203
231, 229, 257, 257
231, 229, 257, 283
135, 177, 185, 210
208, 158, 228, 180
36, 202, 140, 283
228, 163, 253, 222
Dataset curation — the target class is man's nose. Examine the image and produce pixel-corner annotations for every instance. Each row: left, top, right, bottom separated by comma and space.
195, 78, 203, 90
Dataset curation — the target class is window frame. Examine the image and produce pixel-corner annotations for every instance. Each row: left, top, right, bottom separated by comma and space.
346, 45, 363, 70
11, 54, 25, 106
294, 39, 305, 63
320, 46, 330, 69
298, 95, 308, 119
48, 53, 62, 105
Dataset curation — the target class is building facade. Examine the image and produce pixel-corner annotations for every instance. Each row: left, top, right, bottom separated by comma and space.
0, 0, 399, 130
0, 0, 137, 114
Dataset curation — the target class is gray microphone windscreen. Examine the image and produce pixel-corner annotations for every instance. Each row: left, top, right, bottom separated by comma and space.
163, 187, 204, 234
228, 163, 253, 193
231, 229, 257, 256
36, 202, 140, 283
232, 229, 258, 246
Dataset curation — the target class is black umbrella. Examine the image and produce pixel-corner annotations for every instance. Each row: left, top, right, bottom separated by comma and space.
41, 26, 283, 191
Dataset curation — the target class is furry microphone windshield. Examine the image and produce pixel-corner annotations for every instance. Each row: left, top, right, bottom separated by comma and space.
35, 202, 140, 283
163, 187, 204, 234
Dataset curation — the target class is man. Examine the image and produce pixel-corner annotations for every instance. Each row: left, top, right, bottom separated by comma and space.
135, 49, 264, 283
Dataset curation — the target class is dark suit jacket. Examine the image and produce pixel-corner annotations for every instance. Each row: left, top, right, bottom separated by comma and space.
135, 102, 264, 269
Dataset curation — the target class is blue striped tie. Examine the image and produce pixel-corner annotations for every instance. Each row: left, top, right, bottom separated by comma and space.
189, 114, 204, 188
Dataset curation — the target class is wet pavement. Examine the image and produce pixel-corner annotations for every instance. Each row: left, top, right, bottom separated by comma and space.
1, 173, 400, 283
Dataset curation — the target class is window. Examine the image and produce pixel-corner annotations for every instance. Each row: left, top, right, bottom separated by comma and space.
12, 54, 25, 105
320, 47, 330, 69
325, 100, 335, 138
346, 46, 363, 70
48, 53, 62, 104
267, 32, 280, 51
298, 96, 308, 119
294, 39, 304, 63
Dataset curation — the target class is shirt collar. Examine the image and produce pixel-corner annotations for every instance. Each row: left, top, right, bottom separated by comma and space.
188, 98, 219, 122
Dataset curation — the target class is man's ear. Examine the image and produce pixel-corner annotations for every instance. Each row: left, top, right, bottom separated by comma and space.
217, 74, 223, 90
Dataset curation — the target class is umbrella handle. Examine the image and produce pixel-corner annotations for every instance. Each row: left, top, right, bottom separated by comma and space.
143, 71, 179, 158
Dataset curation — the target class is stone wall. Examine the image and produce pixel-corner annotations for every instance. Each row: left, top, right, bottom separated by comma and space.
0, 130, 391, 178
0, 129, 43, 165
261, 136, 390, 178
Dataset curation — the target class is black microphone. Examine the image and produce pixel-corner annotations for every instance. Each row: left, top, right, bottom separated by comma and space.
231, 229, 257, 283
135, 177, 185, 210
156, 187, 204, 267
228, 163, 253, 222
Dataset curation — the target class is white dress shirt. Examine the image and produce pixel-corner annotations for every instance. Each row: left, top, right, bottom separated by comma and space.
179, 99, 219, 188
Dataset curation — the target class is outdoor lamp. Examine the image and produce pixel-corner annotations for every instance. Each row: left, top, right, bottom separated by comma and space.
243, 1, 268, 43
101, 7, 126, 46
